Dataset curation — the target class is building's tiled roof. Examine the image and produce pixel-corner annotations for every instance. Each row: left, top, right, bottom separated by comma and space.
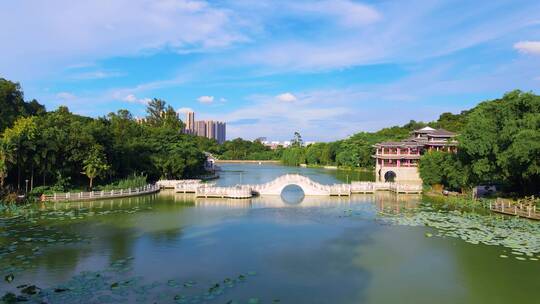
373, 141, 423, 148
414, 126, 436, 134
427, 129, 456, 137
374, 128, 457, 151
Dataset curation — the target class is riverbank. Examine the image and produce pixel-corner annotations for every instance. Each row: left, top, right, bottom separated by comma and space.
300, 163, 373, 172
215, 160, 281, 164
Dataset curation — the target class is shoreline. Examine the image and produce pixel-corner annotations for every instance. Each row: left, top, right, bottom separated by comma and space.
215, 160, 281, 164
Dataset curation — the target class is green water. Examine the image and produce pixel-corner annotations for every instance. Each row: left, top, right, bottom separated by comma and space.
1, 163, 539, 304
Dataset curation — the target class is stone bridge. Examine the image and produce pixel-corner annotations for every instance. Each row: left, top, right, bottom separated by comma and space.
159, 174, 422, 199
248, 174, 351, 196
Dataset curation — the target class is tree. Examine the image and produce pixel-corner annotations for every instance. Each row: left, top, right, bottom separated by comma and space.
419, 151, 448, 186
0, 78, 45, 132
0, 139, 14, 187
305, 143, 324, 165
291, 132, 303, 148
2, 117, 38, 190
281, 147, 306, 166
82, 145, 110, 190
459, 90, 540, 194
145, 98, 169, 127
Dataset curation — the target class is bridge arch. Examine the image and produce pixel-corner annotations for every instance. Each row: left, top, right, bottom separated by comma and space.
251, 174, 333, 196
280, 184, 305, 205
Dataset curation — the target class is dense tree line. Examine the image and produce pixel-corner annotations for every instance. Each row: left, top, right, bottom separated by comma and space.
279, 112, 469, 169
419, 90, 540, 195
278, 90, 540, 195
0, 79, 208, 198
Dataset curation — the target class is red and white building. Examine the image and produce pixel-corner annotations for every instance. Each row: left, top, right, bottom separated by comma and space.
373, 127, 457, 183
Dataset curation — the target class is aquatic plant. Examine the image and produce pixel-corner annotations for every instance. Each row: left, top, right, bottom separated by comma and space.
380, 206, 540, 259
1, 257, 260, 304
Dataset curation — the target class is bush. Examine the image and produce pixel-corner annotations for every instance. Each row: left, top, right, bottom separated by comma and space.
28, 185, 51, 196
96, 174, 147, 191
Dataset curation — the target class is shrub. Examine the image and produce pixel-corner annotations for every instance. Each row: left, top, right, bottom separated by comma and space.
96, 174, 147, 191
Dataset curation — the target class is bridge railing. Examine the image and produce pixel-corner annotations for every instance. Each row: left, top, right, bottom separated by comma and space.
157, 179, 202, 189
41, 184, 160, 202
196, 185, 252, 199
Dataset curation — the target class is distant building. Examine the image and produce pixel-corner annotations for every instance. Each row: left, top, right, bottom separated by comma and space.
184, 112, 226, 144
261, 140, 314, 149
195, 121, 207, 137
373, 127, 457, 183
186, 111, 195, 133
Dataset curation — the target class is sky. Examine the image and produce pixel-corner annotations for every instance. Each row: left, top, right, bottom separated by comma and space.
1, 0, 540, 141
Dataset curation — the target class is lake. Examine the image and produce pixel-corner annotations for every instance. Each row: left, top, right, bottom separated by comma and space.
1, 163, 539, 304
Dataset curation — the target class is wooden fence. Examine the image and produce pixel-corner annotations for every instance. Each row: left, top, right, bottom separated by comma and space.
41, 184, 160, 202
490, 198, 540, 220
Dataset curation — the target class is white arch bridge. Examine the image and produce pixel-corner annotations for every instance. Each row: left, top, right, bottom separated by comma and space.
158, 174, 421, 199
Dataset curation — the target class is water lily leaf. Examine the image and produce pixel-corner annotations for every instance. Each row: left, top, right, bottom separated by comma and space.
21, 285, 40, 295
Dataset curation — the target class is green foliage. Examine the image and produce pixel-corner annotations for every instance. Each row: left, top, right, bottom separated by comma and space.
217, 138, 278, 160
0, 79, 208, 195
291, 131, 303, 148
418, 90, 540, 194
145, 98, 184, 131
458, 90, 540, 194
96, 174, 147, 191
419, 151, 467, 191
281, 147, 306, 166
0, 78, 45, 132
82, 145, 110, 190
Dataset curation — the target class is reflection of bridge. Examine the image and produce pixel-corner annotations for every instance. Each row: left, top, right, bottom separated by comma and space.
158, 174, 421, 199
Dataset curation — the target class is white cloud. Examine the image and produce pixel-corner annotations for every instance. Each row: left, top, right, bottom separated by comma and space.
70, 70, 124, 80
292, 0, 381, 27
56, 92, 76, 100
514, 41, 540, 55
197, 95, 215, 103
176, 107, 194, 114
0, 0, 248, 79
276, 92, 297, 102
121, 94, 150, 105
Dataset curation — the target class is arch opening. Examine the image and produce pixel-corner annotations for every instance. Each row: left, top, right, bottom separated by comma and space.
384, 171, 396, 182
280, 184, 305, 205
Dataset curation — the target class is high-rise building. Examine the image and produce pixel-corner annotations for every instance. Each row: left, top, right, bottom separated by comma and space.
216, 122, 226, 144
206, 120, 215, 139
195, 121, 207, 137
185, 112, 226, 143
186, 111, 195, 133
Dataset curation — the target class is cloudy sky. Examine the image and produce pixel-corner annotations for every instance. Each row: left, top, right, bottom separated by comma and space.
1, 0, 540, 141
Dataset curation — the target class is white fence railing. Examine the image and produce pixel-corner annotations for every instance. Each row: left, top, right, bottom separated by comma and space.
157, 179, 202, 189
351, 182, 422, 194
41, 184, 160, 202
196, 185, 252, 199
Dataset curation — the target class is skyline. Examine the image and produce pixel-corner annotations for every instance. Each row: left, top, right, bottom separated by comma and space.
1, 0, 540, 141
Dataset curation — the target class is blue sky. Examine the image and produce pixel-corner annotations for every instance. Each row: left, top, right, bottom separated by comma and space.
1, 0, 540, 141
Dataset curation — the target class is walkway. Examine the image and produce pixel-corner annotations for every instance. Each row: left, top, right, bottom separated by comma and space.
490, 199, 540, 220
41, 184, 160, 202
